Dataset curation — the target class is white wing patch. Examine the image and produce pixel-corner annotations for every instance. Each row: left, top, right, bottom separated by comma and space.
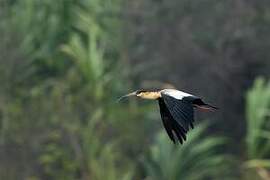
161, 89, 193, 100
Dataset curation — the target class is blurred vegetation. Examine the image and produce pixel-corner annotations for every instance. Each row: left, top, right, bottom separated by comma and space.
244, 78, 270, 180
143, 123, 235, 180
246, 78, 270, 159
0, 0, 270, 180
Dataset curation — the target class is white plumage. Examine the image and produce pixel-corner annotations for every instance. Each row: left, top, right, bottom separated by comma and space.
161, 89, 193, 100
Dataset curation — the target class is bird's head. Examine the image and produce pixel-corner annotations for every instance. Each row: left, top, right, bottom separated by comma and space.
118, 89, 161, 101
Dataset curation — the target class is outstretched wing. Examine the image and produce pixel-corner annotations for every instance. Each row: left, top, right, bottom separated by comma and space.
162, 93, 195, 132
158, 98, 187, 144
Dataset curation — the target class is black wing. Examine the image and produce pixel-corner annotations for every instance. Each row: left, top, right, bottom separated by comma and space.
162, 94, 195, 132
158, 98, 187, 144
183, 96, 218, 111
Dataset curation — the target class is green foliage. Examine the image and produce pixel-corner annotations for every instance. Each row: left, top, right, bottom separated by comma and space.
244, 77, 270, 179
1, 0, 136, 179
10, 0, 74, 59
246, 77, 270, 159
61, 5, 107, 99
143, 123, 235, 180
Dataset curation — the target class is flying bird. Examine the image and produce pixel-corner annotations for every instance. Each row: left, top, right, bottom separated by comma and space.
118, 89, 217, 144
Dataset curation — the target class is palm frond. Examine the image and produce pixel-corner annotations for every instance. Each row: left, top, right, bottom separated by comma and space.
143, 123, 235, 180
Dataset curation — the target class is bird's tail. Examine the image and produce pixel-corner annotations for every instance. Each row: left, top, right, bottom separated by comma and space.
195, 104, 218, 112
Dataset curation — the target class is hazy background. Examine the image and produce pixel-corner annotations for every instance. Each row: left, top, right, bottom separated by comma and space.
0, 0, 270, 179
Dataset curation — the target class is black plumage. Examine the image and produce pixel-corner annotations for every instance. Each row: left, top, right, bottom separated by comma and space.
163, 95, 194, 131
158, 98, 187, 144
119, 88, 218, 144
158, 94, 194, 144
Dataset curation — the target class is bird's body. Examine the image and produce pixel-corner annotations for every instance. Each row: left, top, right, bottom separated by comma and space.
161, 89, 194, 100
119, 89, 217, 144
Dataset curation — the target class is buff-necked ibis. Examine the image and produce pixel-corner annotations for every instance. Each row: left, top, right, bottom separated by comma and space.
119, 89, 217, 144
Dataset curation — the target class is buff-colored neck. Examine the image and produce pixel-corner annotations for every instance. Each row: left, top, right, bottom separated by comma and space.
138, 91, 161, 100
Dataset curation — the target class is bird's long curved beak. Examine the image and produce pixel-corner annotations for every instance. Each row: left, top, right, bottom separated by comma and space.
117, 91, 137, 102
